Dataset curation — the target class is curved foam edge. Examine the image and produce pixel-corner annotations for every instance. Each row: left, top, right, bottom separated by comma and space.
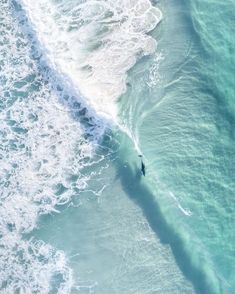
0, 2, 113, 291
19, 0, 162, 120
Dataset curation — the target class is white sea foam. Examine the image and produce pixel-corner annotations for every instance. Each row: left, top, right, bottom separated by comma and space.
19, 0, 162, 119
0, 1, 108, 292
0, 235, 73, 293
0, 0, 162, 291
147, 51, 165, 88
169, 192, 192, 216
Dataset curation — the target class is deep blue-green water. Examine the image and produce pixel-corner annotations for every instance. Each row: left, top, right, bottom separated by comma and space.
1, 0, 235, 293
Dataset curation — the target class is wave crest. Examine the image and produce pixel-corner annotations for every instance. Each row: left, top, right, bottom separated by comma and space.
20, 0, 162, 118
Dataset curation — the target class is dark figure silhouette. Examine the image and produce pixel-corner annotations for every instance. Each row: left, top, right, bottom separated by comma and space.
138, 155, 146, 176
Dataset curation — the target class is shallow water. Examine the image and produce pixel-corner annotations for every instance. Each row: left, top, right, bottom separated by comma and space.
1, 0, 235, 293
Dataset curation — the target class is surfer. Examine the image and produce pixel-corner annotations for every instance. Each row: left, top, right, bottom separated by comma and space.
138, 155, 146, 176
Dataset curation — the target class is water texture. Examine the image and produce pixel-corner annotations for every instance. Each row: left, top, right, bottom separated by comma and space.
0, 0, 235, 293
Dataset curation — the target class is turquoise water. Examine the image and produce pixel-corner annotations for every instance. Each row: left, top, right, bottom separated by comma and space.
1, 0, 235, 293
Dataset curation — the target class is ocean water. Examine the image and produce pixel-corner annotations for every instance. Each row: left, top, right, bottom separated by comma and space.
1, 0, 235, 293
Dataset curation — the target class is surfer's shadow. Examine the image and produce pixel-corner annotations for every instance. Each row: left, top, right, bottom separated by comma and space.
115, 160, 215, 294
113, 161, 142, 183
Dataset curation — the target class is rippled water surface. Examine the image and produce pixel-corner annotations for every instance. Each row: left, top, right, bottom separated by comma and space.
1, 0, 235, 293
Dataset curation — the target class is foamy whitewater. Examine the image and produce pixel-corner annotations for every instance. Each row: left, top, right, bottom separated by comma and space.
0, 0, 162, 292
19, 0, 162, 118
2, 0, 235, 293
0, 0, 108, 291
